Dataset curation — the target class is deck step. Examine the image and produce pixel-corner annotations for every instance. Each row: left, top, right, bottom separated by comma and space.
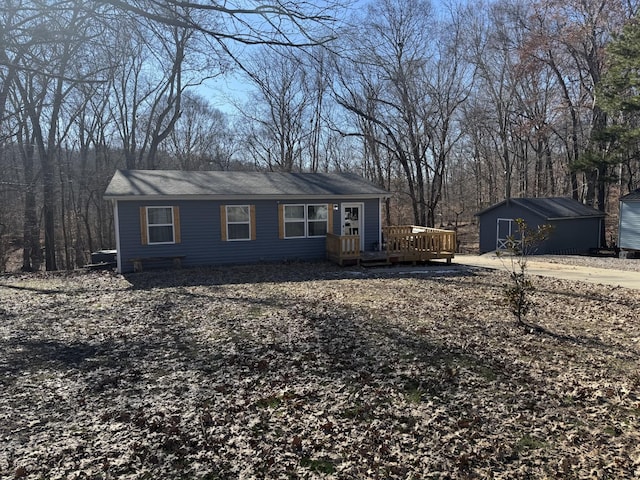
360, 259, 391, 267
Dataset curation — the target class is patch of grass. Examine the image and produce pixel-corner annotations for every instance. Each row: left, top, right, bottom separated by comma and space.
342, 403, 373, 420
405, 387, 423, 403
516, 434, 547, 451
403, 379, 424, 403
300, 457, 336, 474
603, 426, 622, 436
255, 395, 282, 409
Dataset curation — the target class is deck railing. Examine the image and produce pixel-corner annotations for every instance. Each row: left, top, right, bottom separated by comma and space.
383, 225, 456, 263
326, 233, 361, 265
326, 226, 456, 266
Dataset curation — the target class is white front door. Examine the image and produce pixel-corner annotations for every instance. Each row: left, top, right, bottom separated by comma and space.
342, 203, 364, 250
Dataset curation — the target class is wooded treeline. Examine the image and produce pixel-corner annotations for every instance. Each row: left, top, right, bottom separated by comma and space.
1, 0, 639, 271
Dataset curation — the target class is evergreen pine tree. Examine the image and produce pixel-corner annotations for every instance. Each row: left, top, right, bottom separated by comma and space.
596, 18, 640, 185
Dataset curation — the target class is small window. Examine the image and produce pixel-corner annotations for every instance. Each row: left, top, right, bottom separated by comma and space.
226, 205, 251, 241
147, 207, 175, 244
284, 205, 306, 238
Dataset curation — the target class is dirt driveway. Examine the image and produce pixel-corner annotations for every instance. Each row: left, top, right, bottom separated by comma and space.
453, 254, 640, 290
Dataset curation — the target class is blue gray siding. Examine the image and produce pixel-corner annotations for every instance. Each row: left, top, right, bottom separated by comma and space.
361, 200, 382, 251
544, 218, 602, 254
478, 204, 543, 253
478, 203, 602, 254
115, 198, 381, 272
619, 201, 640, 250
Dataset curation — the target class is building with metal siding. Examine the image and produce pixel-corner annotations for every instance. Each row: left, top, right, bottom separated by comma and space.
105, 170, 388, 273
475, 197, 605, 254
619, 189, 640, 252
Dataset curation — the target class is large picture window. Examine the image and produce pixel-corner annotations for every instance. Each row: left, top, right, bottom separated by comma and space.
147, 206, 175, 244
226, 205, 251, 241
282, 204, 328, 238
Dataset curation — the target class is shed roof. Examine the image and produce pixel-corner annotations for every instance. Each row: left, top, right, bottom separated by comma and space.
620, 188, 640, 201
475, 197, 605, 220
104, 170, 389, 200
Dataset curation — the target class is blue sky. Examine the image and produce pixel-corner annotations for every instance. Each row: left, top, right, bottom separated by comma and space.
196, 0, 456, 116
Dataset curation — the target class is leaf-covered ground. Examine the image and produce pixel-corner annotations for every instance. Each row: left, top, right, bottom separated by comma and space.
1, 262, 639, 479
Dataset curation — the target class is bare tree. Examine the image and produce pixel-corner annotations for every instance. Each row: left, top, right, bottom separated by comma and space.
465, 0, 524, 201
523, 0, 635, 209
422, 4, 474, 226
239, 48, 310, 172
165, 92, 235, 170
335, 0, 469, 227
106, 12, 192, 170
10, 1, 105, 271
98, 0, 340, 47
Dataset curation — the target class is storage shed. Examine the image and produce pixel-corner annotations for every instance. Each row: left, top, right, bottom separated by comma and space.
618, 188, 640, 253
476, 197, 605, 254
104, 170, 389, 273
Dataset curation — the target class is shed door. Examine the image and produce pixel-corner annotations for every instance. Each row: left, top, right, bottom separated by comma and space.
496, 218, 521, 250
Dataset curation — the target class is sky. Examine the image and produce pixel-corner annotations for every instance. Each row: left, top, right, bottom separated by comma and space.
195, 0, 456, 117
200, 75, 249, 116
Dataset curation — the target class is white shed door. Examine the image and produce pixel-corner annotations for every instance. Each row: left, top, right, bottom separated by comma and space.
496, 218, 520, 250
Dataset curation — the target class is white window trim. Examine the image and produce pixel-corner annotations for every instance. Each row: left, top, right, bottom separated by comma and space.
147, 206, 175, 245
226, 205, 252, 241
284, 204, 306, 239
283, 203, 328, 239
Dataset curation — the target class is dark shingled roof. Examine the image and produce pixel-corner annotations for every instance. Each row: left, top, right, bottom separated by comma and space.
104, 170, 389, 199
620, 188, 640, 201
476, 197, 606, 220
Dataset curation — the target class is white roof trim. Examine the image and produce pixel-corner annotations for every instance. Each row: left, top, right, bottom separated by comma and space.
105, 193, 389, 201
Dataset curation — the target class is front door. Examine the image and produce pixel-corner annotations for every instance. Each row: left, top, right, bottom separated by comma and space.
342, 203, 364, 250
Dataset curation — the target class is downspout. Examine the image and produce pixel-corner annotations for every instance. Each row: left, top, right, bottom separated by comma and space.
617, 201, 623, 251
598, 216, 602, 250
378, 197, 383, 251
113, 200, 122, 273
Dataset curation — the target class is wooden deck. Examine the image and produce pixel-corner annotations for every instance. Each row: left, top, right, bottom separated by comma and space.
384, 226, 456, 263
326, 226, 456, 266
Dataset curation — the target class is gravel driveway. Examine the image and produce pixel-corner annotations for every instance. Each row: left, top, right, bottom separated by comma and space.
454, 254, 640, 290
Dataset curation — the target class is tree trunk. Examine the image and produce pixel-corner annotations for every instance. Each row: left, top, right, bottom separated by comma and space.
19, 133, 41, 272
41, 157, 58, 271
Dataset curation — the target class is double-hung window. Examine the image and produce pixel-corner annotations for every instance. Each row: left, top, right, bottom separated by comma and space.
221, 205, 256, 241
307, 204, 328, 237
282, 204, 329, 238
146, 206, 175, 244
283, 205, 306, 238
226, 205, 251, 241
